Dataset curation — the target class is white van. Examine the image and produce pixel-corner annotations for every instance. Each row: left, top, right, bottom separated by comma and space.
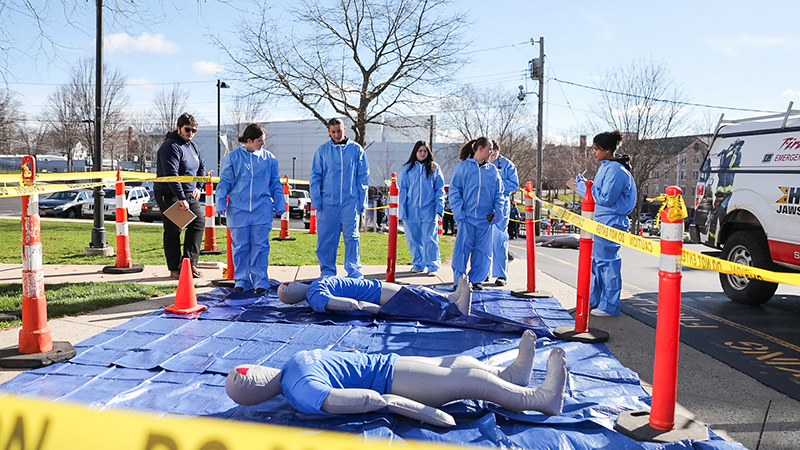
691, 103, 800, 305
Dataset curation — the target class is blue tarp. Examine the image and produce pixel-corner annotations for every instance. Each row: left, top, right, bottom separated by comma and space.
0, 286, 744, 449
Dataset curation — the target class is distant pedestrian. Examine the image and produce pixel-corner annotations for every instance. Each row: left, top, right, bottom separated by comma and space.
398, 140, 446, 276
442, 189, 455, 235
309, 118, 370, 278
376, 193, 386, 228
154, 113, 205, 280
449, 137, 502, 290
216, 124, 285, 293
508, 198, 520, 240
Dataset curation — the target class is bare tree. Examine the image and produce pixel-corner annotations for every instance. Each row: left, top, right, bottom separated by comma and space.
151, 83, 190, 133
42, 57, 130, 171
438, 85, 537, 181
221, 0, 469, 147
42, 85, 82, 171
0, 90, 21, 155
227, 93, 265, 138
14, 119, 48, 157
590, 59, 690, 227
0, 1, 159, 81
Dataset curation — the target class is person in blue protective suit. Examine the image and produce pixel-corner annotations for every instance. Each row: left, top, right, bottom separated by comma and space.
449, 137, 503, 290
225, 330, 567, 427
574, 130, 637, 316
488, 140, 519, 286
215, 124, 285, 293
399, 141, 446, 277
310, 118, 370, 278
277, 274, 472, 317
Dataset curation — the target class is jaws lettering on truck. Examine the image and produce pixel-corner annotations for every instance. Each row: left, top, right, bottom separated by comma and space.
776, 186, 800, 215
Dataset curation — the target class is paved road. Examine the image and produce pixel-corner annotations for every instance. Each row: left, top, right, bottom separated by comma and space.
510, 232, 800, 402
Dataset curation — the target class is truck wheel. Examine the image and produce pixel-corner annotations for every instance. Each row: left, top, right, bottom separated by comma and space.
719, 230, 778, 305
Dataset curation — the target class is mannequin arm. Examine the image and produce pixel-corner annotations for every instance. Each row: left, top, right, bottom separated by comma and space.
326, 296, 381, 314
382, 394, 456, 427
321, 388, 387, 414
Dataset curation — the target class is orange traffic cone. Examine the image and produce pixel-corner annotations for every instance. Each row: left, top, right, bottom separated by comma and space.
165, 258, 208, 314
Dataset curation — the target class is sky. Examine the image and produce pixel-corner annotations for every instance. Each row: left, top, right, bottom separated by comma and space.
3, 0, 800, 143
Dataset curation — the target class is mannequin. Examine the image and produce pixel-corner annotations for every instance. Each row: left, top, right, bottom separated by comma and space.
226, 330, 567, 427
278, 274, 472, 316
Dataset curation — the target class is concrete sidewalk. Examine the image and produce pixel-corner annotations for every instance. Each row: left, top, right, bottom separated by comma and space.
0, 258, 796, 449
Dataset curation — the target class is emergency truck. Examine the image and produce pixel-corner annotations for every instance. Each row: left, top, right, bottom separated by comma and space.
691, 104, 800, 305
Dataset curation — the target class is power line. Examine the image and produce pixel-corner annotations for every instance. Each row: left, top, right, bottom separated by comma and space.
551, 78, 782, 114
471, 41, 531, 54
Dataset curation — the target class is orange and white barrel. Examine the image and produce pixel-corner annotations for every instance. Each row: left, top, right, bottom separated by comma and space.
114, 168, 132, 268
203, 173, 219, 252
19, 156, 52, 354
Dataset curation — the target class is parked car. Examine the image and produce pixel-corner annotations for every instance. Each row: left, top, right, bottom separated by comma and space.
138, 199, 161, 222
82, 186, 151, 219
643, 219, 660, 236
288, 189, 311, 219
38, 189, 93, 218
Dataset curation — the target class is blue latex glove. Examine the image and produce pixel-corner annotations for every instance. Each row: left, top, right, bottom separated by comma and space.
575, 173, 587, 184
490, 214, 502, 225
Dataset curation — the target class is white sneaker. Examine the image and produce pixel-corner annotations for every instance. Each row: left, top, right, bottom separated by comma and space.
590, 309, 613, 317
410, 268, 423, 274
427, 271, 438, 277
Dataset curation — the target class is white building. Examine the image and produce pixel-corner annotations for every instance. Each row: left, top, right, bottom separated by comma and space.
196, 116, 458, 187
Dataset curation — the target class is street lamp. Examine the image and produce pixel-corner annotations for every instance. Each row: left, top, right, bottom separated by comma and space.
217, 79, 230, 175
292, 157, 297, 179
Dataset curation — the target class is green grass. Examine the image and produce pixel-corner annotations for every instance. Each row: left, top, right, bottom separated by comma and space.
0, 282, 175, 330
0, 219, 454, 266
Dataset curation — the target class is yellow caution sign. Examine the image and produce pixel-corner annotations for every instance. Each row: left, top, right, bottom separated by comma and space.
535, 195, 800, 288
0, 394, 463, 450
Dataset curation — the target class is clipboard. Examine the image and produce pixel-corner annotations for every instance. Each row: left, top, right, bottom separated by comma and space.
162, 201, 197, 229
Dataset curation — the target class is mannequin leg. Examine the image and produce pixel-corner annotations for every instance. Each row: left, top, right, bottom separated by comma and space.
391, 347, 566, 415
397, 330, 537, 385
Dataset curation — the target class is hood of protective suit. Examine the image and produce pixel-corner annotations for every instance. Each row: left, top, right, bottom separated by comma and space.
611, 154, 632, 172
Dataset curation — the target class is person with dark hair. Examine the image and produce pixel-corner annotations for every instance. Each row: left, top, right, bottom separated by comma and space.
215, 124, 285, 293
399, 141, 446, 276
310, 118, 370, 278
154, 113, 206, 280
574, 130, 637, 316
226, 330, 567, 427
487, 140, 519, 286
449, 137, 503, 289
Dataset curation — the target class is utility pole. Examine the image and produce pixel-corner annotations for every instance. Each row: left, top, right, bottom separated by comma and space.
535, 37, 545, 236
429, 115, 434, 151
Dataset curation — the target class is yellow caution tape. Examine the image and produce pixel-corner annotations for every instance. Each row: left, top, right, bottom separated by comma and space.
0, 176, 221, 199
0, 170, 158, 184
0, 394, 459, 450
535, 194, 800, 288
